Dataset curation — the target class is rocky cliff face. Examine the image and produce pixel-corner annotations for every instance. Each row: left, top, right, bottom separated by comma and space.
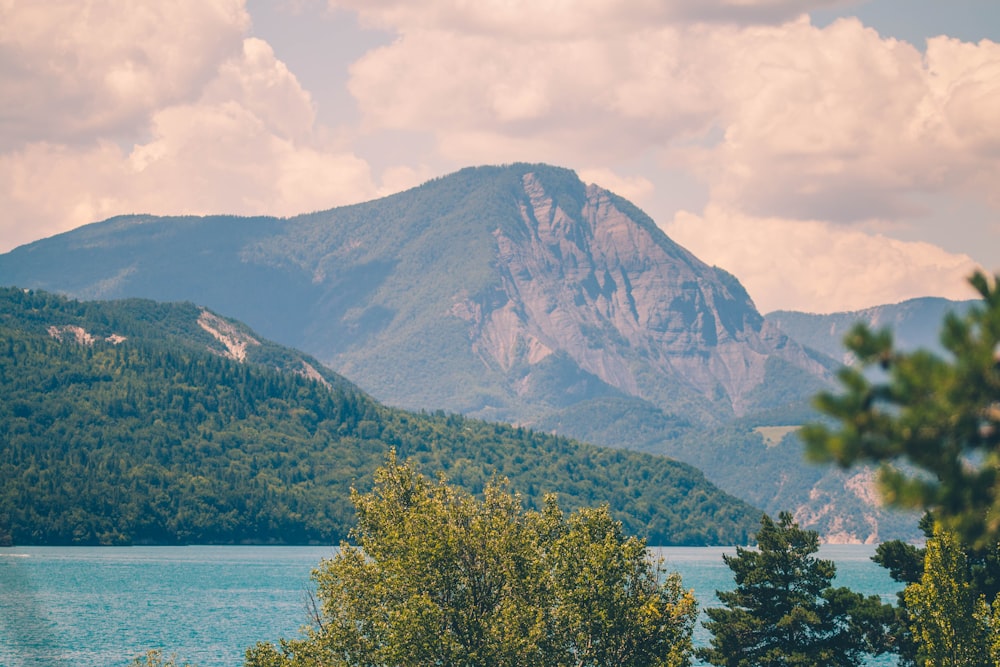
451, 172, 827, 418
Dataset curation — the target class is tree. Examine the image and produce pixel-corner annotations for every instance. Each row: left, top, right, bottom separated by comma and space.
545, 503, 697, 667
903, 523, 998, 666
698, 512, 893, 667
801, 271, 1000, 548
245, 453, 697, 667
872, 514, 1000, 666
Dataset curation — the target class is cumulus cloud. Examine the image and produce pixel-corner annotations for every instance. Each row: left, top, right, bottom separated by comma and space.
666, 206, 980, 313
578, 168, 656, 206
341, 8, 1000, 226
0, 4, 376, 252
706, 21, 1000, 222
0, 0, 250, 149
347, 25, 722, 168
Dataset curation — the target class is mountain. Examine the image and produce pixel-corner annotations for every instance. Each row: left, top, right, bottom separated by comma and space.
0, 164, 828, 425
0, 287, 761, 546
0, 163, 910, 542
766, 297, 977, 364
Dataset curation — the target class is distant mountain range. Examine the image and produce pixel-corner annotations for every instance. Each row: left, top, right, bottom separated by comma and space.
0, 287, 760, 546
766, 297, 976, 363
0, 163, 972, 542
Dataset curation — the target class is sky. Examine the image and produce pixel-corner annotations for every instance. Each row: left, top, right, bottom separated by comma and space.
1, 1, 998, 314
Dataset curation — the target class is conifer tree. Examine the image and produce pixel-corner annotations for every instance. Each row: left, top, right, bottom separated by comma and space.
802, 271, 1000, 548
698, 512, 892, 667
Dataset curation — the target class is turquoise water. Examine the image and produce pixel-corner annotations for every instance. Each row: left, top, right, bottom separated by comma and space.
1, 545, 901, 667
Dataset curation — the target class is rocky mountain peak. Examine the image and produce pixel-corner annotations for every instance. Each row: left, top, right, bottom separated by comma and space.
450, 169, 824, 417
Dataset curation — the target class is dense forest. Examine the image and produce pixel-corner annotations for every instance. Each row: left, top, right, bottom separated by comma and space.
0, 288, 761, 546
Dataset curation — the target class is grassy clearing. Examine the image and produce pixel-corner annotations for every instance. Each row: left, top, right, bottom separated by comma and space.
754, 425, 800, 448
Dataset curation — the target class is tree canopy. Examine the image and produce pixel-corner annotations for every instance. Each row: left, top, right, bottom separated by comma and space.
903, 524, 997, 666
802, 271, 1000, 547
698, 512, 893, 667
245, 454, 698, 667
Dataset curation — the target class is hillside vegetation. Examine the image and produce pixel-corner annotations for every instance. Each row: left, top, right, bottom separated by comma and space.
0, 288, 761, 546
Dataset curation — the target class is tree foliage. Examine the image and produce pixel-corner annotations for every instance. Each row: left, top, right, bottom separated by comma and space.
903, 524, 996, 666
871, 513, 1000, 666
802, 271, 1000, 547
245, 455, 698, 667
698, 512, 893, 667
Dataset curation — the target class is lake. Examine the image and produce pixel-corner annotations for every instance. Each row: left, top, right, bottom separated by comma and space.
0, 545, 902, 667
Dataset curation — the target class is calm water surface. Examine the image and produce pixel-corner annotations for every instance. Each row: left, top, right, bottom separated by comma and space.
1, 545, 901, 667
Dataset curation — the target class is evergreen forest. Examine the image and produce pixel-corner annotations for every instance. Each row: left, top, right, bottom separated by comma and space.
0, 287, 760, 546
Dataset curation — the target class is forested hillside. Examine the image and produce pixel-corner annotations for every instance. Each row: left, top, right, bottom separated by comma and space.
0, 288, 761, 546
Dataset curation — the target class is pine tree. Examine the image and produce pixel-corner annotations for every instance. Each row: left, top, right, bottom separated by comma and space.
698, 512, 892, 667
802, 271, 1000, 548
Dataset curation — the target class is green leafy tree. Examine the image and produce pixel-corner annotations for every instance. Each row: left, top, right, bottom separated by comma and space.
245, 454, 697, 667
801, 271, 1000, 548
698, 512, 893, 667
904, 524, 995, 666
544, 502, 697, 667
872, 514, 1000, 666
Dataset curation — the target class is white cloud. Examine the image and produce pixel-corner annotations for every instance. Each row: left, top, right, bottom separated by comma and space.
123, 38, 375, 216
666, 206, 980, 313
341, 11, 1000, 225
704, 20, 1000, 222
376, 164, 437, 198
577, 168, 655, 206
346, 25, 722, 168
0, 141, 134, 249
0, 6, 377, 252
0, 0, 250, 149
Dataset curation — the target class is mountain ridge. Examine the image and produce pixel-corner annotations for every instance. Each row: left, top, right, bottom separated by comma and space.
766, 296, 978, 364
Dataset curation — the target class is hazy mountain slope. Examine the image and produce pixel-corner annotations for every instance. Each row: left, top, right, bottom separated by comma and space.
0, 287, 762, 546
767, 297, 977, 363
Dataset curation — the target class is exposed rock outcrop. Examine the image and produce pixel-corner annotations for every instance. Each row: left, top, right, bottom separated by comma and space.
452, 172, 827, 416
197, 310, 258, 361
47, 325, 126, 345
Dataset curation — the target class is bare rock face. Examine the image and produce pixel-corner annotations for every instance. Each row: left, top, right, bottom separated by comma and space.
452, 172, 826, 417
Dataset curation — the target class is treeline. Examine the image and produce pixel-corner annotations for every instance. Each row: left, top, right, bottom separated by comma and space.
0, 288, 760, 546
